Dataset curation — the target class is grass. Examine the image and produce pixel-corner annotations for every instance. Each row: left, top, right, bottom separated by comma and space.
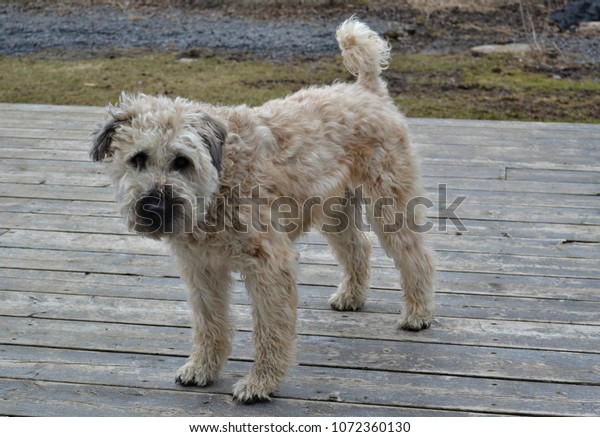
1, 52, 599, 122
388, 52, 600, 121
0, 54, 345, 107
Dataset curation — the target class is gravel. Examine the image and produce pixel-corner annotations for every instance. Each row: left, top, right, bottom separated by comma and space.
0, 5, 357, 59
1, 3, 599, 65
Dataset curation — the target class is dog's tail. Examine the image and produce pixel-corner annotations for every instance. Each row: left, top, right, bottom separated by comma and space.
336, 17, 391, 91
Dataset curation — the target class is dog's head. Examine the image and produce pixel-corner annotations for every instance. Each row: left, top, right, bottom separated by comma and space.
91, 93, 228, 239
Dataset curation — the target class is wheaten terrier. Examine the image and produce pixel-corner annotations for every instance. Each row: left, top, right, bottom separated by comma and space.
91, 18, 435, 403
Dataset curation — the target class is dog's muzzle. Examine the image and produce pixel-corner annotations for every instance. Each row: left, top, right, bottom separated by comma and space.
135, 186, 178, 234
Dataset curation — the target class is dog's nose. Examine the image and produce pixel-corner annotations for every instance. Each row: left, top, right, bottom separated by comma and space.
136, 189, 170, 233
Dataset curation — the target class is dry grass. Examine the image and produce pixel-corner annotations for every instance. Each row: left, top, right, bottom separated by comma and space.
1, 52, 598, 122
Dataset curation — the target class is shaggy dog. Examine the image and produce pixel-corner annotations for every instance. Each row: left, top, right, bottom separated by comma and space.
91, 18, 435, 403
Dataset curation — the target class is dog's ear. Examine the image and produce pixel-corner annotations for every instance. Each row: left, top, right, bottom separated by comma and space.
198, 115, 228, 172
91, 93, 134, 162
90, 117, 124, 162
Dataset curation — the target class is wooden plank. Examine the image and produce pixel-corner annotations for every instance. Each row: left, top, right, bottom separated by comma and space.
1, 103, 596, 136
394, 162, 507, 180
0, 198, 120, 217
1, 378, 434, 417
3, 191, 599, 231
506, 168, 600, 184
2, 244, 599, 283
441, 203, 600, 225
0, 184, 113, 201
447, 219, 599, 241
4, 125, 599, 151
2, 258, 599, 302
5, 175, 599, 210
422, 157, 600, 173
300, 248, 600, 279
0, 170, 111, 188
2, 290, 597, 352
0, 127, 93, 141
0, 209, 598, 242
2, 316, 598, 385
0, 159, 99, 175
3, 273, 598, 325
0, 103, 104, 114
409, 117, 600, 137
2, 345, 595, 416
0, 116, 98, 131
300, 266, 600, 302
300, 232, 600, 259
0, 159, 505, 182
2, 258, 599, 320
417, 145, 600, 168
2, 103, 597, 137
0, 230, 166, 256
423, 177, 600, 196
0, 228, 600, 280
0, 145, 90, 162
412, 133, 600, 149
3, 229, 598, 262
4, 137, 598, 172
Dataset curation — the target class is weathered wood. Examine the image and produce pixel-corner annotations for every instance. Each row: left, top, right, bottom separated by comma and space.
2, 316, 598, 386
1, 378, 438, 417
1, 104, 599, 416
3, 229, 599, 263
2, 345, 596, 415
423, 177, 600, 196
0, 144, 90, 161
3, 239, 599, 279
3, 261, 600, 302
0, 170, 111, 188
409, 117, 600, 136
2, 290, 598, 353
3, 274, 599, 325
0, 158, 100, 173
0, 209, 597, 243
506, 167, 600, 184
3, 193, 599, 231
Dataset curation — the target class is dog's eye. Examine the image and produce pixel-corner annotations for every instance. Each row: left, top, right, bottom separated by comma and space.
172, 156, 191, 172
129, 152, 148, 171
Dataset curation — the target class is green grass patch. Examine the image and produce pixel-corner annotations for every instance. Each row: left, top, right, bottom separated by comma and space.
388, 52, 600, 122
0, 53, 345, 107
1, 52, 598, 122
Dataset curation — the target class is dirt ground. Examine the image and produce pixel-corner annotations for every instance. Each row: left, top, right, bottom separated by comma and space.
2, 0, 599, 121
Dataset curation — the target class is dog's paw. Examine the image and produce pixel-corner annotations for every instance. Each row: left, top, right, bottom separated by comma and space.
328, 287, 366, 311
397, 313, 432, 331
232, 377, 273, 404
175, 362, 214, 387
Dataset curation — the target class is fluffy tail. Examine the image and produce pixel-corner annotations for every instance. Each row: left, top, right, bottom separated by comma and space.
336, 17, 391, 90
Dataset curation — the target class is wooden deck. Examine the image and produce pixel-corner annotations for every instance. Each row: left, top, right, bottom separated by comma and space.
0, 102, 599, 416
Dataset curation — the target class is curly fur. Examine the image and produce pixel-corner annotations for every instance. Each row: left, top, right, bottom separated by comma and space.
91, 17, 435, 404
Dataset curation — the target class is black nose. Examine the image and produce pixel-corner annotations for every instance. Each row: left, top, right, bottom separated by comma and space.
136, 188, 173, 233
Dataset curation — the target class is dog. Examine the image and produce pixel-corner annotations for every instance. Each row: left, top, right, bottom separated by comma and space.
90, 17, 435, 403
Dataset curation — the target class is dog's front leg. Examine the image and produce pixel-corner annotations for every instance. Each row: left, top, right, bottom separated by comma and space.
174, 255, 232, 388
233, 247, 298, 403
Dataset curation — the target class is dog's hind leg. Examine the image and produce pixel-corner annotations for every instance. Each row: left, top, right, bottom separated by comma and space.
362, 159, 436, 331
318, 188, 372, 311
233, 238, 299, 403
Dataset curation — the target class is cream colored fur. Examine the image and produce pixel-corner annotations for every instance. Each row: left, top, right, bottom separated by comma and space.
91, 17, 435, 403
